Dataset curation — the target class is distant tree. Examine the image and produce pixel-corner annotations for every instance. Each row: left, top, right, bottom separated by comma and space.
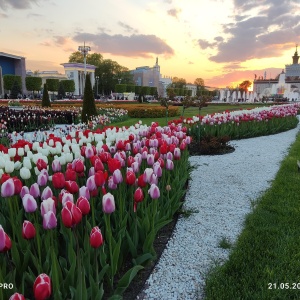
81, 74, 97, 123
42, 83, 51, 107
172, 77, 186, 88
194, 78, 205, 97
194, 78, 204, 87
126, 84, 135, 93
60, 80, 75, 95
10, 79, 21, 99
166, 86, 176, 100
25, 77, 42, 98
115, 84, 127, 93
239, 80, 252, 92
57, 81, 65, 99
3, 75, 21, 91
46, 79, 59, 100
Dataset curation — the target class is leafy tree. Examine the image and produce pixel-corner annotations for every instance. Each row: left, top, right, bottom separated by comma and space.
60, 80, 75, 94
81, 74, 97, 123
57, 81, 65, 99
126, 84, 135, 93
115, 84, 127, 93
42, 83, 51, 107
46, 79, 59, 100
172, 77, 186, 88
3, 75, 21, 91
239, 80, 252, 92
10, 79, 21, 99
194, 78, 205, 97
166, 86, 176, 100
25, 77, 42, 97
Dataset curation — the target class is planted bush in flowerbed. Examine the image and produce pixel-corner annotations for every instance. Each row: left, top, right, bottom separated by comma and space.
0, 121, 191, 299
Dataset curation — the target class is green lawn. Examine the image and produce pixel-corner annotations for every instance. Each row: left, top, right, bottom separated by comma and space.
110, 103, 266, 127
204, 133, 300, 300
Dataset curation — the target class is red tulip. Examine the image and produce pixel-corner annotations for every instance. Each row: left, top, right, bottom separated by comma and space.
33, 273, 51, 300
134, 187, 144, 203
61, 201, 82, 228
90, 226, 104, 248
9, 293, 25, 300
72, 158, 84, 173
22, 220, 36, 239
76, 196, 90, 215
65, 169, 77, 181
1, 173, 10, 184
94, 171, 105, 187
127, 156, 135, 167
12, 177, 23, 195
52, 172, 65, 189
137, 174, 147, 188
0, 225, 12, 252
126, 171, 136, 185
65, 181, 79, 194
36, 158, 47, 171
107, 158, 121, 173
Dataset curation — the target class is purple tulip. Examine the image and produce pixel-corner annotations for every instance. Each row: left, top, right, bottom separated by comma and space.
29, 183, 40, 198
22, 194, 38, 213
61, 192, 74, 206
141, 151, 147, 160
166, 159, 174, 171
102, 193, 115, 214
52, 159, 61, 172
174, 148, 181, 160
112, 169, 123, 184
131, 162, 139, 173
41, 186, 53, 200
149, 173, 158, 185
1, 178, 15, 197
148, 183, 160, 199
20, 186, 30, 199
85, 147, 94, 158
166, 152, 173, 160
43, 211, 57, 229
153, 163, 162, 177
79, 186, 90, 200
37, 173, 48, 187
88, 167, 95, 177
41, 198, 56, 216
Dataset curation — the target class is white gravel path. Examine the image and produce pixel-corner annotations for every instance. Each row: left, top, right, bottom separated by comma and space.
137, 123, 300, 300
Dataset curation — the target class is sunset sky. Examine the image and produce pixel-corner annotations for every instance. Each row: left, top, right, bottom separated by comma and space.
0, 0, 299, 88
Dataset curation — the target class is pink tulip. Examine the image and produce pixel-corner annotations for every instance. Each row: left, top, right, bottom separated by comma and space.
37, 173, 48, 186
143, 168, 153, 183
1, 178, 15, 197
166, 152, 173, 160
88, 167, 95, 177
149, 173, 158, 185
22, 194, 38, 213
29, 183, 40, 198
85, 146, 94, 158
20, 186, 29, 198
174, 148, 181, 160
166, 159, 174, 170
108, 176, 117, 190
41, 186, 53, 200
102, 192, 115, 214
86, 175, 97, 191
61, 192, 74, 206
112, 169, 123, 184
147, 154, 155, 166
153, 163, 162, 177
131, 161, 139, 173
51, 159, 61, 172
78, 186, 90, 200
41, 198, 56, 216
148, 183, 160, 199
43, 211, 57, 229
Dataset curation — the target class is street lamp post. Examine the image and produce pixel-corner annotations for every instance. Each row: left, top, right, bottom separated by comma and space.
78, 41, 91, 79
95, 76, 99, 98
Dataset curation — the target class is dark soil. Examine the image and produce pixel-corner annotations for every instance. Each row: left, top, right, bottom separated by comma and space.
188, 139, 235, 156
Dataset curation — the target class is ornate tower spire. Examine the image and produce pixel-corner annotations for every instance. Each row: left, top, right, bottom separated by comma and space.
292, 44, 299, 64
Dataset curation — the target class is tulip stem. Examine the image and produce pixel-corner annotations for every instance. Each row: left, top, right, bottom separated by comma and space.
34, 213, 42, 272
94, 249, 99, 285
104, 214, 113, 290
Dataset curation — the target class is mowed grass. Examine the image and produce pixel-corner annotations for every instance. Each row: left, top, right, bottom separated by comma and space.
204, 132, 300, 300
109, 103, 266, 127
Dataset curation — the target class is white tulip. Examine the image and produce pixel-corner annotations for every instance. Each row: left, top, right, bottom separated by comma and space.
34, 166, 40, 176
14, 161, 22, 170
32, 142, 40, 151
20, 167, 31, 179
8, 148, 16, 158
24, 145, 30, 152
5, 161, 14, 173
63, 144, 70, 153
65, 153, 73, 163
17, 148, 25, 157
48, 139, 54, 147
0, 156, 5, 168
41, 148, 49, 157
0, 169, 3, 179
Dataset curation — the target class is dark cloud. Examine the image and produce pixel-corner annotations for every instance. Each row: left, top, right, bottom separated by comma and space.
73, 32, 174, 58
118, 22, 138, 33
167, 8, 181, 19
200, 0, 300, 63
0, 0, 39, 10
53, 36, 68, 46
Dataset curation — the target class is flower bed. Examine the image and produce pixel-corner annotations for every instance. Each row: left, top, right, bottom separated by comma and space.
0, 122, 191, 299
170, 103, 300, 141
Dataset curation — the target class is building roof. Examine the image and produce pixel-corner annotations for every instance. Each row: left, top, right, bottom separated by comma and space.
0, 52, 25, 60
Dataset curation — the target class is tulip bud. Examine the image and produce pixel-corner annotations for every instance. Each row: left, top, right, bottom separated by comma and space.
65, 168, 77, 181
22, 194, 38, 213
29, 183, 40, 198
4, 160, 14, 174
126, 170, 136, 185
51, 159, 61, 172
20, 186, 30, 198
112, 169, 123, 184
19, 167, 31, 180
90, 226, 104, 248
41, 198, 56, 216
61, 201, 82, 228
22, 220, 36, 239
33, 273, 51, 300
166, 159, 174, 170
78, 186, 90, 200
52, 172, 65, 189
134, 187, 144, 203
65, 180, 79, 194
12, 177, 23, 195
102, 193, 115, 214
41, 186, 53, 201
36, 158, 47, 171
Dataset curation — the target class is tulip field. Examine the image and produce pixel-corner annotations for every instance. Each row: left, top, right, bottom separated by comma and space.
0, 103, 299, 299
